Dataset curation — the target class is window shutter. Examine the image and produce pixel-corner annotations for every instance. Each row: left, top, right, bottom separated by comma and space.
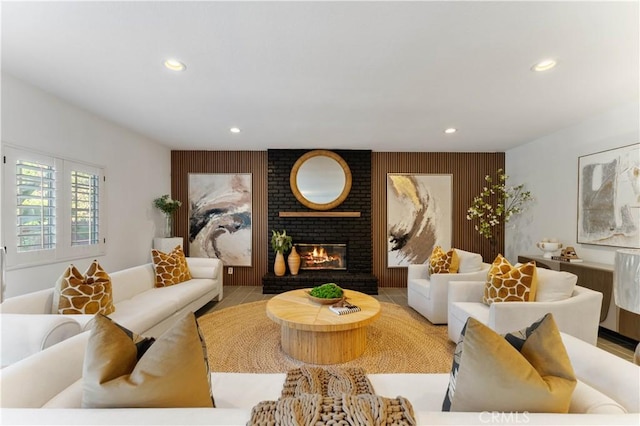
16, 160, 57, 252
70, 170, 100, 246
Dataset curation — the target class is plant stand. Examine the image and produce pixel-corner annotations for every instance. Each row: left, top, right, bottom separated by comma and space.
153, 237, 184, 253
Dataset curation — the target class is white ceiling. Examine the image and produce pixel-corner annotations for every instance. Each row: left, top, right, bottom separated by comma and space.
2, 1, 638, 152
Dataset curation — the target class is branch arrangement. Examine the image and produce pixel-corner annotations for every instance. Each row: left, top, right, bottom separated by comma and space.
466, 169, 533, 240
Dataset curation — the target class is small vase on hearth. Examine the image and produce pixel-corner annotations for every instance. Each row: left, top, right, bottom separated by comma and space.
288, 246, 301, 276
274, 251, 286, 276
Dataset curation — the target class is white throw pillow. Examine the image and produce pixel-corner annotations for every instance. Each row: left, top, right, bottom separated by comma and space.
535, 268, 577, 302
454, 249, 483, 273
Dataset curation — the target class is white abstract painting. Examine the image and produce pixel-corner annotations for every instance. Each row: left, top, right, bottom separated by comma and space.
188, 173, 252, 266
578, 144, 640, 248
387, 174, 453, 267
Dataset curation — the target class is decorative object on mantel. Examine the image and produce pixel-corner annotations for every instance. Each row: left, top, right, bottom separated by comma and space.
551, 246, 583, 263
271, 230, 293, 277
287, 246, 301, 276
153, 194, 182, 238
467, 168, 533, 256
536, 238, 562, 258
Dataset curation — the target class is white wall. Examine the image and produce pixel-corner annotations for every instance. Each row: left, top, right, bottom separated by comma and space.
505, 101, 640, 265
1, 74, 171, 298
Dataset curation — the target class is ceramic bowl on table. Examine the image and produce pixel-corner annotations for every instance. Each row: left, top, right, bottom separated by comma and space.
537, 241, 562, 258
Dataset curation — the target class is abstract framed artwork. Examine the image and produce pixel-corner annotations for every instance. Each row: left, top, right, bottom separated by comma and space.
387, 173, 453, 267
188, 173, 253, 266
577, 143, 640, 248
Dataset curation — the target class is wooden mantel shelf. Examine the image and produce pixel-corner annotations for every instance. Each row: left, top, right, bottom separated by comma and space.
279, 211, 361, 218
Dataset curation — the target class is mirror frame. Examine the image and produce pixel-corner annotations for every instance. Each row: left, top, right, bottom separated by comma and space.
290, 150, 352, 211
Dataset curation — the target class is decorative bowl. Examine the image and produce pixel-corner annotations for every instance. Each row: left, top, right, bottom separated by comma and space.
305, 291, 344, 305
536, 241, 562, 258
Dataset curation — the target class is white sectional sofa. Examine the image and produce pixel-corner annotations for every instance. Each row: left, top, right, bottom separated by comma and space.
0, 257, 223, 367
0, 328, 638, 425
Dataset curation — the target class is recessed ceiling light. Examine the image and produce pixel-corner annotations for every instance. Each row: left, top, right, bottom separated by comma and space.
444, 128, 457, 134
230, 127, 241, 134
531, 59, 557, 72
164, 59, 186, 71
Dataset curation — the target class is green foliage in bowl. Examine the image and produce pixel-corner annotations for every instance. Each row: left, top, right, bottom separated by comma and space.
309, 283, 343, 299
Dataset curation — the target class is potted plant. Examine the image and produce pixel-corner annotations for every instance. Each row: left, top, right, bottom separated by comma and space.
153, 194, 182, 238
466, 169, 532, 257
271, 230, 292, 276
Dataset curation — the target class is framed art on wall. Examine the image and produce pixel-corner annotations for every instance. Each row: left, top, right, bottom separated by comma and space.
577, 143, 640, 249
188, 173, 253, 266
387, 173, 453, 267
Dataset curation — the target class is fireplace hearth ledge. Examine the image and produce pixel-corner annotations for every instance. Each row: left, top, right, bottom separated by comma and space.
262, 272, 378, 295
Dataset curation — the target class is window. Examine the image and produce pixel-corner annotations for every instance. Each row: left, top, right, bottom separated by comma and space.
16, 159, 56, 253
70, 170, 100, 246
3, 146, 106, 268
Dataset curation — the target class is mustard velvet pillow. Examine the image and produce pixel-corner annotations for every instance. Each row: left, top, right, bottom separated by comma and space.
151, 245, 192, 287
442, 314, 576, 413
52, 260, 115, 315
428, 246, 460, 274
483, 255, 537, 304
82, 313, 214, 408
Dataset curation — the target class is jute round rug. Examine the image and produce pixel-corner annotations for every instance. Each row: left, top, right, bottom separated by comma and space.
197, 300, 455, 373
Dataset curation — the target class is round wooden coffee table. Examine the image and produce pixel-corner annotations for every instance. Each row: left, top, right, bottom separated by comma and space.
266, 288, 381, 364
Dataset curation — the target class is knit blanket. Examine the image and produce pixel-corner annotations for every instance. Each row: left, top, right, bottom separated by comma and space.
248, 367, 416, 426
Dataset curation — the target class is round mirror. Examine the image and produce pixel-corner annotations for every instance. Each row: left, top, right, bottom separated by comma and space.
290, 150, 352, 211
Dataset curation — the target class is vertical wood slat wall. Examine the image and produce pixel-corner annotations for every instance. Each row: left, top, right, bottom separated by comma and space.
372, 152, 505, 287
171, 151, 268, 286
171, 151, 503, 288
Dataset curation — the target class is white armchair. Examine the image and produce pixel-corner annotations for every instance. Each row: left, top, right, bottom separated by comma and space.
447, 268, 603, 345
407, 249, 490, 324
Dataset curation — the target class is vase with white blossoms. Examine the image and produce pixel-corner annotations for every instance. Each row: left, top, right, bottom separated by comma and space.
153, 194, 182, 238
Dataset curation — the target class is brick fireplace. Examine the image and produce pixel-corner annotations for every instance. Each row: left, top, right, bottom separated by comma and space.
263, 149, 377, 294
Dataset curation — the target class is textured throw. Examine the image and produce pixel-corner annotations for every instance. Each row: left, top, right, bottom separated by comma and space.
248, 367, 416, 426
281, 367, 375, 398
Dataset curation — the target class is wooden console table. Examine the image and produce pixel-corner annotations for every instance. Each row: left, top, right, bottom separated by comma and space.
519, 254, 640, 341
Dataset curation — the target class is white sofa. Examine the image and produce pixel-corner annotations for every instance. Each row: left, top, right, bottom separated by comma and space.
447, 278, 603, 345
0, 257, 223, 367
0, 327, 638, 425
408, 249, 490, 324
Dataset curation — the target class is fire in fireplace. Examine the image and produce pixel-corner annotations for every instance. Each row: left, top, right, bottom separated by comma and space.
297, 243, 347, 271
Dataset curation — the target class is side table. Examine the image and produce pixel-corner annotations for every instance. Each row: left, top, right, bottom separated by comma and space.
153, 237, 183, 253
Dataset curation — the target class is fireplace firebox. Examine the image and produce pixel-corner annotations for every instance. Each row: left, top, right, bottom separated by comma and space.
297, 243, 346, 271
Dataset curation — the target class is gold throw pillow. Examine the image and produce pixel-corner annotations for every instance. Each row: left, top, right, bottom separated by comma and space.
428, 246, 460, 274
82, 313, 214, 408
443, 314, 576, 413
151, 245, 192, 287
484, 255, 537, 304
52, 260, 115, 315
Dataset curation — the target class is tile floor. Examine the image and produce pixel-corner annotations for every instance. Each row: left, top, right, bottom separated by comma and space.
197, 285, 636, 363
